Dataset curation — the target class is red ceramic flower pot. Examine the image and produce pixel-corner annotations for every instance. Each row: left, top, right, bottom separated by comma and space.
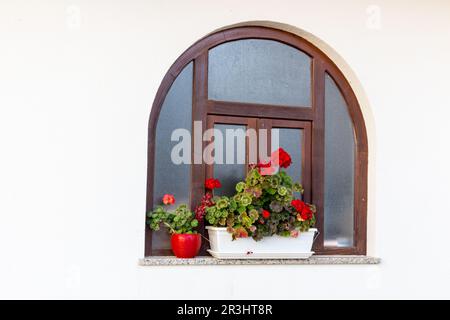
171, 233, 201, 258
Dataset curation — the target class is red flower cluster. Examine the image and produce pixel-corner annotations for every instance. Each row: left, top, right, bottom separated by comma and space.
255, 148, 292, 175
205, 178, 221, 190
194, 192, 214, 222
262, 209, 271, 219
291, 199, 313, 221
271, 148, 292, 168
256, 161, 276, 176
162, 194, 175, 205
291, 199, 304, 212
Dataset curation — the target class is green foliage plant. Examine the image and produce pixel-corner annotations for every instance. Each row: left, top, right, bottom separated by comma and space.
205, 148, 316, 241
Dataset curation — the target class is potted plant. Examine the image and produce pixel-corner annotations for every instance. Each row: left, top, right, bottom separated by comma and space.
197, 148, 317, 259
147, 194, 201, 258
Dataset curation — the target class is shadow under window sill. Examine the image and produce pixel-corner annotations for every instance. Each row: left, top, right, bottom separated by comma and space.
139, 255, 381, 266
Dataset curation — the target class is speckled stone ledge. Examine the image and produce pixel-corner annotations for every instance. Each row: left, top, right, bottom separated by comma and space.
139, 255, 380, 266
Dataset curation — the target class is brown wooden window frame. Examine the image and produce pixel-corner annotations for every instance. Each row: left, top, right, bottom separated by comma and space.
145, 25, 368, 256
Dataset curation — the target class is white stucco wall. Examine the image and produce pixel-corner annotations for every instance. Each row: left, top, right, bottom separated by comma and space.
1, 0, 449, 299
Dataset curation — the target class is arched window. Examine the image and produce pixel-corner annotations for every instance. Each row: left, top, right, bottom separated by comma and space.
145, 25, 368, 256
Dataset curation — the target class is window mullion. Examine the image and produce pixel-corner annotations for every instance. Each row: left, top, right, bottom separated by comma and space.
311, 58, 326, 253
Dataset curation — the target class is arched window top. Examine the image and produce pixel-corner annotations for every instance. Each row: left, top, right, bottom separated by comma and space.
146, 25, 368, 256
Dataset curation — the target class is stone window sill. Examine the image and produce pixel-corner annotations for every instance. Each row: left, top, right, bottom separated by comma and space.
139, 255, 380, 266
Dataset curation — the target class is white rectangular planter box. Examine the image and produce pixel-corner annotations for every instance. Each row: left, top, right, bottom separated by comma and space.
206, 226, 317, 259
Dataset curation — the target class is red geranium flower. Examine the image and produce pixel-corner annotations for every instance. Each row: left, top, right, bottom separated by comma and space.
262, 209, 271, 219
256, 161, 276, 176
300, 205, 313, 221
162, 194, 175, 205
271, 148, 292, 168
292, 199, 313, 221
291, 199, 305, 212
205, 178, 221, 190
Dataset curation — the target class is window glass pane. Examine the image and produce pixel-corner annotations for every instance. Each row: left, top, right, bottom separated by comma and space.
324, 74, 355, 247
153, 62, 193, 249
271, 128, 303, 199
213, 124, 247, 197
208, 39, 311, 107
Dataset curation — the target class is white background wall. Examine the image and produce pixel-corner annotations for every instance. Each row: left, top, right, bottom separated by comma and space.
1, 0, 450, 299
